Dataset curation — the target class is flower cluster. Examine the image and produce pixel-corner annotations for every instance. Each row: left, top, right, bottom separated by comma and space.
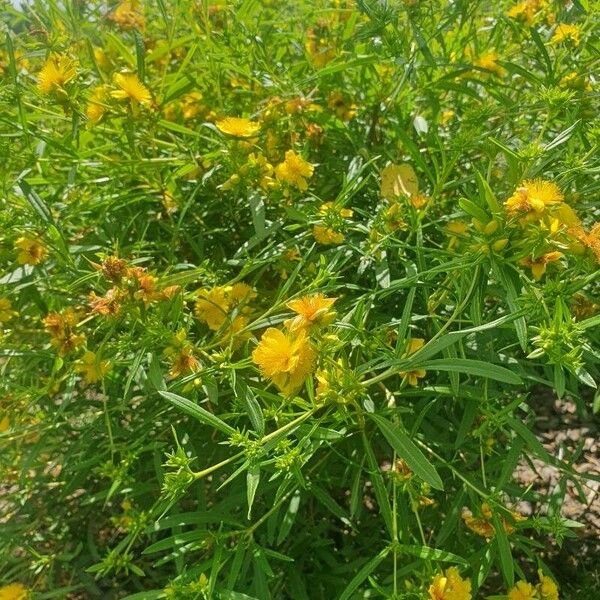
252, 294, 336, 395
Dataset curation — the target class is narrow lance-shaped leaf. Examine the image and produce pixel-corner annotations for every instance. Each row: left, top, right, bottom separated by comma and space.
159, 391, 235, 436
368, 413, 444, 490
247, 464, 260, 520
418, 358, 522, 385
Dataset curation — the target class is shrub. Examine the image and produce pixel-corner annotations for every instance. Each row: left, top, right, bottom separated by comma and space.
1, 1, 598, 598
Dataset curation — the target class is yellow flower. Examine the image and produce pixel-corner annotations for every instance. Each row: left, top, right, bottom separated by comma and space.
305, 29, 337, 67
552, 204, 581, 227
520, 251, 562, 280
441, 109, 455, 125
111, 72, 151, 105
109, 0, 146, 30
238, 152, 276, 191
230, 282, 257, 304
0, 415, 9, 432
86, 85, 109, 124
284, 294, 337, 330
0, 583, 29, 600
195, 286, 231, 330
507, 0, 545, 24
462, 511, 495, 538
181, 92, 206, 120
538, 571, 559, 600
194, 284, 256, 331
252, 327, 316, 395
551, 23, 581, 46
327, 91, 357, 121
76, 351, 112, 384
14, 237, 47, 265
474, 51, 505, 77
559, 72, 590, 91
43, 308, 86, 355
216, 117, 260, 138
380, 163, 419, 200
313, 225, 344, 245
319, 202, 353, 219
508, 581, 537, 600
383, 203, 406, 232
275, 150, 314, 191
505, 179, 563, 219
164, 332, 201, 378
37, 53, 77, 95
399, 338, 426, 386
428, 567, 472, 600
410, 194, 429, 209
569, 223, 600, 263
0, 298, 17, 323
93, 47, 112, 71
462, 502, 523, 538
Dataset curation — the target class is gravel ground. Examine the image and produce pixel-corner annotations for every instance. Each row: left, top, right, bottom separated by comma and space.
514, 393, 600, 595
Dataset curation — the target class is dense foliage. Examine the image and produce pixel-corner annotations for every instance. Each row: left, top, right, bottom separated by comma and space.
1, 1, 599, 599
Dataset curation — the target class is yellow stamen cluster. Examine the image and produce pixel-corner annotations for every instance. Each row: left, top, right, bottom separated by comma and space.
551, 23, 581, 46
216, 117, 260, 138
505, 179, 563, 219
37, 53, 77, 95
111, 73, 151, 105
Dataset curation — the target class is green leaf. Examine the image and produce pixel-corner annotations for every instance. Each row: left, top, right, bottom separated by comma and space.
277, 490, 301, 545
508, 417, 551, 462
121, 592, 165, 600
362, 432, 394, 536
247, 464, 260, 520
148, 352, 166, 392
492, 514, 514, 587
368, 414, 444, 490
579, 313, 600, 330
544, 120, 580, 152
159, 391, 235, 435
248, 193, 266, 237
573, 367, 597, 389
142, 530, 207, 554
219, 592, 260, 600
491, 261, 528, 350
459, 197, 490, 222
419, 358, 521, 385
475, 169, 500, 214
338, 548, 389, 600
310, 485, 350, 523
17, 179, 54, 224
235, 380, 265, 436
398, 543, 469, 565
134, 30, 146, 81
